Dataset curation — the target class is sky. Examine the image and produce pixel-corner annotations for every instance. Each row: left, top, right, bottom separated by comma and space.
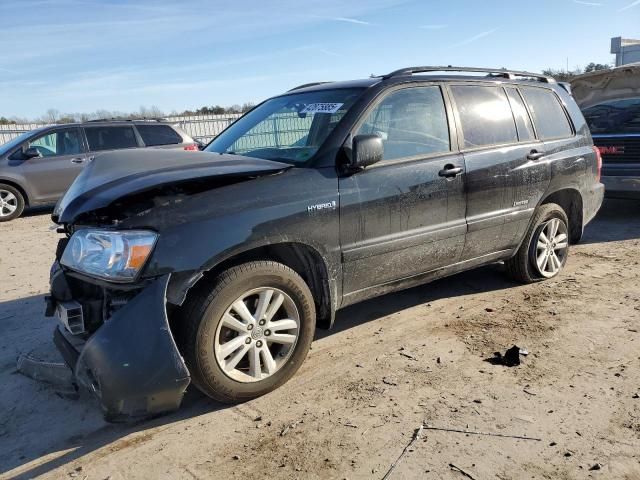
0, 0, 639, 119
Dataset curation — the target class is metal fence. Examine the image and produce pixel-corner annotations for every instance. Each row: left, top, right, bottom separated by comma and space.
0, 114, 245, 146
0, 123, 51, 145
166, 113, 242, 143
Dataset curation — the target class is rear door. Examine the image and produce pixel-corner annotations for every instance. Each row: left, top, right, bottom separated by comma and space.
339, 84, 467, 297
15, 127, 87, 202
449, 84, 549, 261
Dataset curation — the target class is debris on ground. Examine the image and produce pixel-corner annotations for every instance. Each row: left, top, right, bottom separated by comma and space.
16, 353, 78, 397
279, 420, 302, 436
487, 345, 528, 367
381, 424, 424, 480
449, 463, 477, 479
423, 424, 541, 442
589, 463, 602, 471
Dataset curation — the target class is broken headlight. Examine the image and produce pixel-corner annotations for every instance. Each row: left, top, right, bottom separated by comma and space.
61, 229, 158, 282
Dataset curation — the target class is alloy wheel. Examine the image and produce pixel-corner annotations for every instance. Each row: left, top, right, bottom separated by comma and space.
534, 218, 569, 278
214, 287, 300, 383
0, 189, 18, 218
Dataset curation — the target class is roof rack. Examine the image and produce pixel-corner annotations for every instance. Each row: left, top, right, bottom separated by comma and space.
288, 81, 333, 92
382, 66, 555, 83
85, 117, 167, 123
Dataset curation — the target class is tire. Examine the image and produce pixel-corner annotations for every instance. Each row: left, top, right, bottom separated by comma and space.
0, 184, 25, 222
178, 261, 316, 403
505, 203, 570, 283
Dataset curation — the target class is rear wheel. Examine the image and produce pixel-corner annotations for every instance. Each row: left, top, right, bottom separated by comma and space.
0, 184, 25, 222
506, 203, 570, 283
179, 261, 316, 403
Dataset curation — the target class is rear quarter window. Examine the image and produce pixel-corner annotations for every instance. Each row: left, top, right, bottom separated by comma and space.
450, 85, 518, 149
85, 126, 139, 151
520, 87, 573, 140
136, 124, 183, 146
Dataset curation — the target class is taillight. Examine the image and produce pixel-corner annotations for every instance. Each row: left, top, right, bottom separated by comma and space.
592, 145, 602, 182
184, 144, 198, 151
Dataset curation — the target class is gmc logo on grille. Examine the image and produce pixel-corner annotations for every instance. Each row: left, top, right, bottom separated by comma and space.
597, 146, 625, 155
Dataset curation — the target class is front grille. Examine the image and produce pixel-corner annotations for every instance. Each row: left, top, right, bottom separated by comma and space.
593, 136, 640, 164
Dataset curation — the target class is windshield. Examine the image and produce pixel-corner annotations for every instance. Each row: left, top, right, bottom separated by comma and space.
0, 130, 35, 155
583, 97, 640, 135
206, 88, 364, 164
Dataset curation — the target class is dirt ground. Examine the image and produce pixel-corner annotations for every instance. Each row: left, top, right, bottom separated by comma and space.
1, 199, 639, 480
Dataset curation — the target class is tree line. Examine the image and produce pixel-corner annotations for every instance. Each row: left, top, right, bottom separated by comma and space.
541, 62, 610, 82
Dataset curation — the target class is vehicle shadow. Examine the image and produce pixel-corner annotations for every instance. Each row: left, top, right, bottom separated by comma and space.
21, 205, 54, 218
321, 263, 514, 339
581, 198, 640, 244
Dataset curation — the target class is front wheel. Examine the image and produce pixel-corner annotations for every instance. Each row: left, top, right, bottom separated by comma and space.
506, 203, 570, 283
179, 261, 316, 403
0, 184, 25, 222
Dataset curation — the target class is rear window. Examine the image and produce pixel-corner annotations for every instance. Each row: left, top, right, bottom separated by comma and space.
136, 124, 182, 146
583, 97, 640, 135
450, 85, 518, 148
85, 126, 138, 151
520, 87, 573, 140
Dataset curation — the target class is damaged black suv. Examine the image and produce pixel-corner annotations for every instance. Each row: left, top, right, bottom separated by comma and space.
47, 67, 604, 420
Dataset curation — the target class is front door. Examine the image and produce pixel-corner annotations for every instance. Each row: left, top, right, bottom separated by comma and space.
339, 85, 467, 298
17, 128, 87, 203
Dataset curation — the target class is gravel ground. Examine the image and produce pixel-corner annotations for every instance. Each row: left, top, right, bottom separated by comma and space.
1, 199, 639, 480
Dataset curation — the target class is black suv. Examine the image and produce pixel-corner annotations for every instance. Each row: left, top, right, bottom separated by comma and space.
46, 67, 604, 420
0, 119, 197, 221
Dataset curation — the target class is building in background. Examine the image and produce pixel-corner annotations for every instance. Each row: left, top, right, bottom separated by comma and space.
611, 37, 640, 66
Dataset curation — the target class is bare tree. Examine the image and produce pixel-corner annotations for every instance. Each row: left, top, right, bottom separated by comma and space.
45, 108, 60, 123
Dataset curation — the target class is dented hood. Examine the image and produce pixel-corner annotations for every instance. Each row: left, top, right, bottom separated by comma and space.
571, 64, 640, 108
53, 149, 291, 224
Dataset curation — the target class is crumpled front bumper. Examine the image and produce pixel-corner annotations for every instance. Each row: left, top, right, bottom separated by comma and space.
47, 270, 190, 422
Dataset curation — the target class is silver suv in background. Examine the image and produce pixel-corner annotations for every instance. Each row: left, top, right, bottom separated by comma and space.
0, 120, 198, 221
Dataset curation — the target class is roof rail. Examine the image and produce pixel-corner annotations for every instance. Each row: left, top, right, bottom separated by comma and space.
287, 81, 333, 92
382, 66, 555, 83
85, 117, 166, 123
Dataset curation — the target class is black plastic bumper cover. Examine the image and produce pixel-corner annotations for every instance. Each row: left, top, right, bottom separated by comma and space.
54, 274, 190, 421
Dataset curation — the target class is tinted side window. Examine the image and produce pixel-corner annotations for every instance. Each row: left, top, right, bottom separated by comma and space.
356, 86, 450, 161
136, 124, 182, 146
505, 88, 535, 142
28, 129, 83, 157
85, 126, 138, 151
450, 85, 518, 148
520, 87, 573, 140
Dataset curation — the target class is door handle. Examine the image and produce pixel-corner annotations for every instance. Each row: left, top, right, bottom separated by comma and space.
527, 150, 546, 161
438, 164, 464, 178
70, 158, 85, 164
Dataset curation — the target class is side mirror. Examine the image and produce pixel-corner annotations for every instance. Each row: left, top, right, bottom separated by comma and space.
23, 147, 41, 159
351, 134, 383, 169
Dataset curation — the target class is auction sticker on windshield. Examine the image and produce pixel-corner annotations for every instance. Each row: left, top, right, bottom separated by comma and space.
301, 103, 344, 114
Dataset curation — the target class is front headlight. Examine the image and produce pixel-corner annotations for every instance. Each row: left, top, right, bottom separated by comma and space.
61, 229, 158, 282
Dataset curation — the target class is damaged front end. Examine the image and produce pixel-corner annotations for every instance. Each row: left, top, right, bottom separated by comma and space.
47, 260, 190, 422
44, 150, 292, 421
